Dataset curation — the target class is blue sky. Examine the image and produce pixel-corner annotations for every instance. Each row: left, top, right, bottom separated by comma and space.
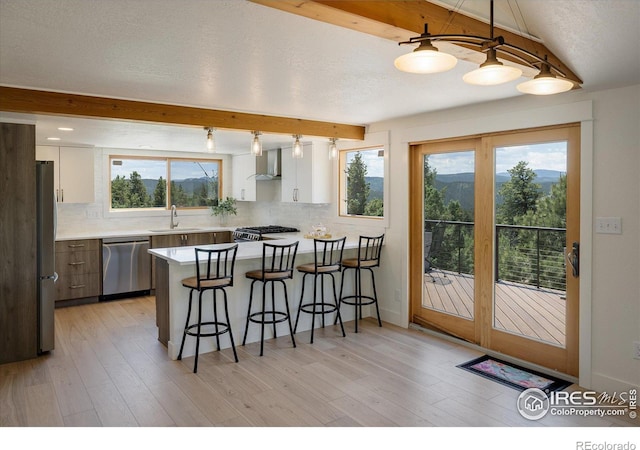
111, 159, 219, 180
427, 142, 567, 175
346, 148, 384, 177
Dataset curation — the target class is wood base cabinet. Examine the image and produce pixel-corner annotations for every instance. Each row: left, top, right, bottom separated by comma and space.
55, 239, 101, 301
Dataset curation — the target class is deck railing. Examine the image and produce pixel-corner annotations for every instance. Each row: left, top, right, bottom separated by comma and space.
425, 219, 566, 291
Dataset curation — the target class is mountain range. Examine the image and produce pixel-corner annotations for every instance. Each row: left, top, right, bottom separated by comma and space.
435, 169, 564, 212
141, 176, 215, 196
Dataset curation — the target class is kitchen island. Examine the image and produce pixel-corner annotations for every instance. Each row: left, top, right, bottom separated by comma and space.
149, 236, 364, 360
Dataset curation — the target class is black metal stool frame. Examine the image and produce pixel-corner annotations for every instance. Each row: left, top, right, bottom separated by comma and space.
336, 234, 384, 333
294, 237, 347, 344
178, 244, 239, 373
242, 240, 299, 356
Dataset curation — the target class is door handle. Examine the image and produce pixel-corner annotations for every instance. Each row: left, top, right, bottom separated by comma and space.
566, 241, 579, 278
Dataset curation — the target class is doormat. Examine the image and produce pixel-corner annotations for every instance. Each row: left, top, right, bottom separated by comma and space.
457, 355, 571, 392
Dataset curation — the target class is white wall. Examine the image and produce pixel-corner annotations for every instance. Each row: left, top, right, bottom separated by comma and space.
369, 84, 640, 393
588, 86, 640, 393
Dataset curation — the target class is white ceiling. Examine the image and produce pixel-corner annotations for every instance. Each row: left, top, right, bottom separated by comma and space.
1, 0, 639, 153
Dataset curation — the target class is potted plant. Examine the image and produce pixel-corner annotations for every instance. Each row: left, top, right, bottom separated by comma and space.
211, 196, 237, 226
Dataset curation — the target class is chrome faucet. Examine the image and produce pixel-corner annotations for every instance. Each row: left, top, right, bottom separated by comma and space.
170, 204, 179, 229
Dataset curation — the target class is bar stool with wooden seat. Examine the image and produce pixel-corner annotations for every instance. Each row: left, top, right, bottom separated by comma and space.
294, 237, 347, 344
242, 240, 299, 356
336, 234, 384, 333
177, 244, 239, 373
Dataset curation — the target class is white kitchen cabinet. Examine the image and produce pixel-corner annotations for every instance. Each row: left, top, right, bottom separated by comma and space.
231, 153, 256, 201
36, 146, 95, 203
280, 142, 331, 203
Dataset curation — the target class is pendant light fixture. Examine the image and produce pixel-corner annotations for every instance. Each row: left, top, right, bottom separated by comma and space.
292, 135, 303, 159
462, 48, 522, 86
395, 0, 578, 95
393, 24, 457, 74
251, 131, 263, 156
517, 62, 574, 95
328, 138, 338, 160
205, 127, 215, 152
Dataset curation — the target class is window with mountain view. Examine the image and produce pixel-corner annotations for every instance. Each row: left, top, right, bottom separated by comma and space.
109, 156, 221, 210
339, 148, 384, 218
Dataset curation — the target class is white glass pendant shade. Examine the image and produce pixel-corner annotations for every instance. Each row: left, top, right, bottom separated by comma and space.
292, 135, 303, 159
251, 131, 262, 156
517, 65, 574, 95
463, 49, 522, 86
463, 62, 522, 85
394, 41, 457, 74
517, 76, 573, 95
206, 128, 215, 152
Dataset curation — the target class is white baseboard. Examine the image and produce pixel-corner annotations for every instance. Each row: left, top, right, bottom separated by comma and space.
591, 372, 640, 394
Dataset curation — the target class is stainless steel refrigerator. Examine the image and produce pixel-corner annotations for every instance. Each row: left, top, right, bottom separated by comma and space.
36, 160, 57, 353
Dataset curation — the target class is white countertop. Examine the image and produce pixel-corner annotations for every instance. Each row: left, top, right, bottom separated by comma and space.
148, 234, 360, 265
55, 226, 235, 241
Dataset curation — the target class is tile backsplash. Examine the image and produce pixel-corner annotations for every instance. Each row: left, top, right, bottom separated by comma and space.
57, 199, 383, 240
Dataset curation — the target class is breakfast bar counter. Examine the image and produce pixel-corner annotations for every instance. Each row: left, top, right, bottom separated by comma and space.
149, 236, 362, 360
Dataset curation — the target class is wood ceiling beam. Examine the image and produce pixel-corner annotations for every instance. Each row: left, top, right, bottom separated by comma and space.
251, 0, 582, 85
0, 86, 365, 140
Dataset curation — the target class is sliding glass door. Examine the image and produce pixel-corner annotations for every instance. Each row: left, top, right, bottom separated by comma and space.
410, 125, 580, 376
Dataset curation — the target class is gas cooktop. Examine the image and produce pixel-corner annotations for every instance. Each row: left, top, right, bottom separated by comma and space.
235, 225, 299, 234
233, 225, 299, 241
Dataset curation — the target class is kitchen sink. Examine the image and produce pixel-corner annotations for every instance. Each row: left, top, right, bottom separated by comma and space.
148, 228, 202, 232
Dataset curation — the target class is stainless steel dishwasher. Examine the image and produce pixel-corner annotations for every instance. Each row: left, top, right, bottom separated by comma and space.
101, 236, 151, 300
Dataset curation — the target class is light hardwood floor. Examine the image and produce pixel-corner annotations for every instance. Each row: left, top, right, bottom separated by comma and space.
0, 296, 635, 427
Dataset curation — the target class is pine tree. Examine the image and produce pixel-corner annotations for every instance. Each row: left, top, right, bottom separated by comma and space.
194, 181, 209, 206
153, 176, 167, 207
346, 152, 370, 215
111, 175, 130, 208
170, 181, 188, 207
424, 156, 446, 221
497, 161, 542, 224
128, 171, 151, 207
364, 198, 383, 217
517, 174, 566, 228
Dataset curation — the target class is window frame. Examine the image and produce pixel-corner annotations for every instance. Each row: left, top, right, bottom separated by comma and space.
107, 154, 223, 213
334, 130, 389, 228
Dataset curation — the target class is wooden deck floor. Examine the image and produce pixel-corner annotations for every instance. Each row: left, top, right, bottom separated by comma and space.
424, 271, 566, 347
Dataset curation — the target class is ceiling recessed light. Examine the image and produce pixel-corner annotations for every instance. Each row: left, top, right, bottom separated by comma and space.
57, 127, 74, 131
47, 137, 61, 141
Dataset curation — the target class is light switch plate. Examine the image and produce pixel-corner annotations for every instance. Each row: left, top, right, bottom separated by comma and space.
595, 217, 622, 234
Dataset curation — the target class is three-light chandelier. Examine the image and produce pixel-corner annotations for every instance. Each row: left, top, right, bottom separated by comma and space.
394, 0, 576, 95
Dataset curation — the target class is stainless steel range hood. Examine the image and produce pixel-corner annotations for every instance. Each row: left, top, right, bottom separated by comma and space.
252, 148, 281, 180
